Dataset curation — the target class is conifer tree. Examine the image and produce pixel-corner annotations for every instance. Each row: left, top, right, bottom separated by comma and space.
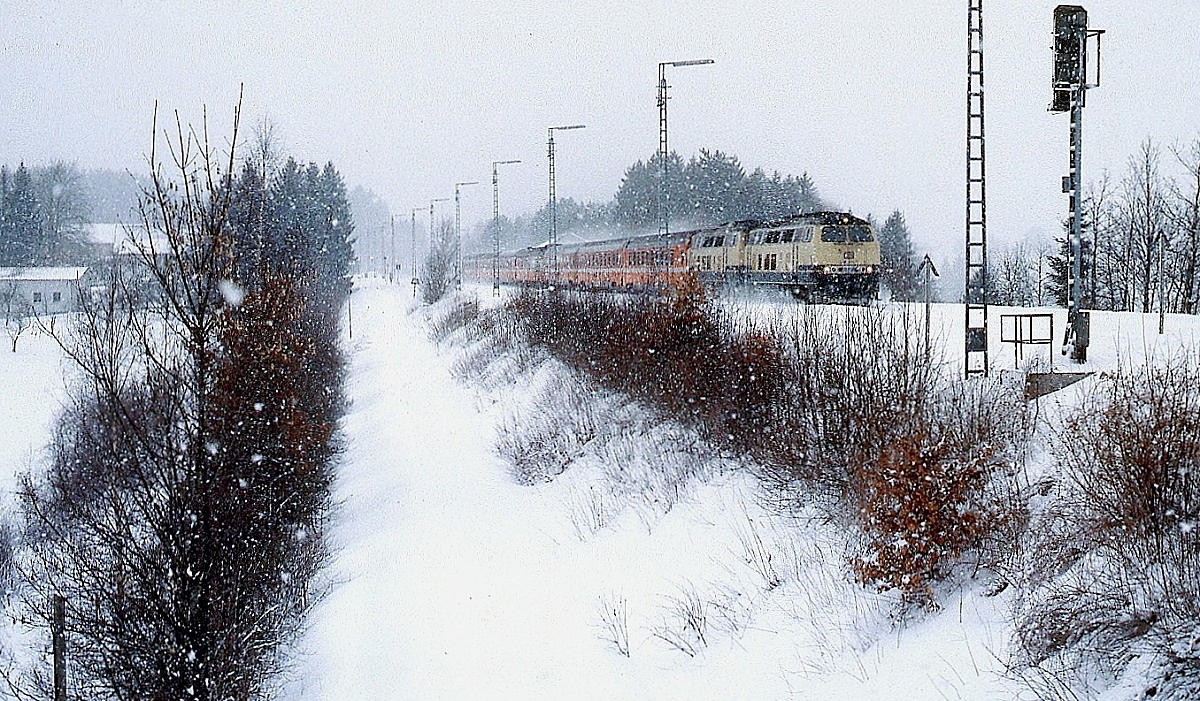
878, 210, 920, 301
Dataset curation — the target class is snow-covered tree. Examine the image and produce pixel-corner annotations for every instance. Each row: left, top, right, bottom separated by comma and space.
878, 211, 920, 301
18, 102, 342, 701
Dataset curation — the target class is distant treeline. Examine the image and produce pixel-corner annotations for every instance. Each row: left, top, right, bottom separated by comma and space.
478, 149, 825, 251
0, 162, 144, 267
987, 137, 1200, 314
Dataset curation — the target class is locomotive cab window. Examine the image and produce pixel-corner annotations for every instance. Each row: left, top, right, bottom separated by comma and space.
821, 226, 847, 243
764, 230, 780, 244
821, 225, 873, 243
780, 229, 795, 243
848, 225, 874, 243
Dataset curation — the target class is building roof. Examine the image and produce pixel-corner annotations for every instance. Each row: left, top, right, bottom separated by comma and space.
0, 267, 89, 282
87, 222, 168, 255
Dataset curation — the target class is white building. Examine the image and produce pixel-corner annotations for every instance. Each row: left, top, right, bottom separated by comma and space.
0, 267, 90, 316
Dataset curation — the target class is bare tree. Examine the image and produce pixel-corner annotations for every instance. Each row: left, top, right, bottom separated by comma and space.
33, 161, 91, 263
989, 240, 1039, 307
421, 218, 456, 304
1084, 174, 1126, 311
13, 96, 333, 701
1169, 138, 1200, 315
1118, 139, 1172, 313
0, 280, 32, 352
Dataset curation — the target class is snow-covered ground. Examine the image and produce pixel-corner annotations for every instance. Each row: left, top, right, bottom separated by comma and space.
0, 327, 72, 501
5, 281, 1196, 699
286, 281, 1023, 700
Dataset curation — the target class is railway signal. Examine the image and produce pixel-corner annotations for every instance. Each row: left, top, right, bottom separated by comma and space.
919, 254, 940, 361
1051, 5, 1104, 362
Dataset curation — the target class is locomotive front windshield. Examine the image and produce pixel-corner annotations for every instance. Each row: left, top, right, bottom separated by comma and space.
820, 225, 874, 243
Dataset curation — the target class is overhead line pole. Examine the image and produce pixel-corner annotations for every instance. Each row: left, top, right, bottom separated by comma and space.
547, 124, 585, 284
657, 59, 713, 237
964, 0, 989, 378
454, 181, 478, 288
410, 207, 421, 297
492, 159, 521, 297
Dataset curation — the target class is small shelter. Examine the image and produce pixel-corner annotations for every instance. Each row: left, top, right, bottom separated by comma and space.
0, 267, 90, 315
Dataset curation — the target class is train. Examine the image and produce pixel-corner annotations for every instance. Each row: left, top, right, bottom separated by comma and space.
464, 211, 880, 301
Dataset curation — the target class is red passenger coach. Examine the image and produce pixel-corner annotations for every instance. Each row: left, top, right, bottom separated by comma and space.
468, 231, 694, 293
557, 231, 692, 291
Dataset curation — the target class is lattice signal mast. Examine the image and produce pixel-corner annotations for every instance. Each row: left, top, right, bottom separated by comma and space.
547, 124, 585, 282
492, 159, 521, 297
964, 0, 989, 377
658, 59, 713, 236
1051, 5, 1103, 362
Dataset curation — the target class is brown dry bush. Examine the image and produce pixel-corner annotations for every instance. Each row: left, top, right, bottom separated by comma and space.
850, 432, 998, 606
1015, 358, 1200, 699
499, 288, 1025, 608
426, 296, 481, 342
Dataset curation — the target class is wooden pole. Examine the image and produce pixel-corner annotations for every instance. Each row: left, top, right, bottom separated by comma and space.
52, 595, 66, 701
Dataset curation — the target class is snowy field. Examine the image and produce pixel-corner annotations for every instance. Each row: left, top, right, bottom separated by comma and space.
3, 280, 1194, 699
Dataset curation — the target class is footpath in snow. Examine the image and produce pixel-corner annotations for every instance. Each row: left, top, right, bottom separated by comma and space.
287, 281, 1016, 701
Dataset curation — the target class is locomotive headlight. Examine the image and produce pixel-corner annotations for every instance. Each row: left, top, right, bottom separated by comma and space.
822, 266, 832, 275
866, 266, 874, 274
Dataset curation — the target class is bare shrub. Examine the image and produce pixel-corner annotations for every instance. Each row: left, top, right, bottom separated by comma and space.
651, 585, 709, 657
1014, 357, 1200, 698
733, 512, 791, 591
850, 432, 995, 607
426, 296, 480, 342
848, 377, 1026, 609
568, 484, 616, 540
500, 291, 1026, 609
765, 305, 937, 493
494, 372, 601, 485
592, 419, 715, 521
596, 592, 631, 657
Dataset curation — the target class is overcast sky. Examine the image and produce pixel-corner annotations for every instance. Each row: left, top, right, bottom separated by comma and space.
2, 0, 1198, 262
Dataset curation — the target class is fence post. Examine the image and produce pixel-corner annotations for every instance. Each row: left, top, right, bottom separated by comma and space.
52, 595, 66, 701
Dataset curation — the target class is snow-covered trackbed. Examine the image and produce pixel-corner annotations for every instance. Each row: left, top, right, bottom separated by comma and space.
287, 281, 1018, 700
